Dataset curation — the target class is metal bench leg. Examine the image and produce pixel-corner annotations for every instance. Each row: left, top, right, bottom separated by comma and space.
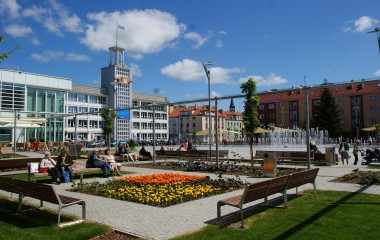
217, 202, 222, 219
283, 190, 288, 208
82, 202, 86, 220
313, 181, 317, 193
58, 207, 62, 225
240, 207, 244, 228
17, 194, 23, 212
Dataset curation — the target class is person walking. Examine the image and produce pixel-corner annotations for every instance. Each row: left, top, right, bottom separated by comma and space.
353, 140, 363, 165
339, 139, 350, 165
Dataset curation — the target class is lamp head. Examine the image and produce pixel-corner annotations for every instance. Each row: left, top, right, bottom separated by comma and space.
203, 62, 215, 67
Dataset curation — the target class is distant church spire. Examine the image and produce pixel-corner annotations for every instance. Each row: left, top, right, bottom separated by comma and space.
229, 98, 235, 112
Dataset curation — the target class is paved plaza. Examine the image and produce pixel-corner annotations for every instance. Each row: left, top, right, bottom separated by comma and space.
1, 145, 380, 240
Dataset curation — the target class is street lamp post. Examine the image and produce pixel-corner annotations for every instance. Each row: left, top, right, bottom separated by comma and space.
203, 62, 214, 155
353, 106, 360, 140
110, 82, 118, 152
281, 107, 285, 128
368, 27, 380, 54
304, 86, 311, 170
13, 110, 18, 154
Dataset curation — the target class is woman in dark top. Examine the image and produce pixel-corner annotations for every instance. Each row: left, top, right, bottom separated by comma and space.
56, 149, 74, 182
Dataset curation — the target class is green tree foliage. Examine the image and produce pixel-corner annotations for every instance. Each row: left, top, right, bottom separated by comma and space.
240, 78, 260, 171
313, 88, 341, 137
0, 36, 20, 62
100, 108, 115, 147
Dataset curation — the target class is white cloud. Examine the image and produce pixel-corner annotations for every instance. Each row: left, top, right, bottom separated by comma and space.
31, 50, 64, 63
66, 53, 91, 61
81, 9, 185, 56
31, 50, 90, 62
130, 63, 142, 77
92, 78, 101, 86
209, 67, 244, 84
0, 0, 20, 18
3, 24, 32, 37
216, 40, 223, 48
239, 73, 287, 87
30, 37, 40, 46
211, 91, 221, 98
161, 59, 244, 84
183, 31, 209, 48
22, 0, 83, 36
218, 30, 227, 35
352, 16, 379, 32
374, 70, 380, 76
161, 59, 204, 81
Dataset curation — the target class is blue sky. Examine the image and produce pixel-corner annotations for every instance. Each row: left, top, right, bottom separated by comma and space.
1, 0, 380, 111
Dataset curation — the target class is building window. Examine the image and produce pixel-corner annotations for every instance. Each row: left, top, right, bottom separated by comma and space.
79, 107, 87, 113
290, 101, 298, 110
68, 106, 77, 114
78, 94, 87, 102
370, 96, 377, 101
338, 98, 344, 104
259, 114, 264, 119
268, 104, 275, 109
259, 104, 265, 110
68, 93, 77, 101
269, 113, 275, 119
371, 107, 377, 112
89, 96, 98, 103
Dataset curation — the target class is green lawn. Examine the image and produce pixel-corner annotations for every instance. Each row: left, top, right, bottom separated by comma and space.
0, 153, 27, 158
0, 197, 110, 240
2, 170, 134, 183
173, 190, 380, 240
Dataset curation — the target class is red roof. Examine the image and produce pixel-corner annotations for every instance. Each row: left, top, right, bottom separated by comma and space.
259, 81, 379, 103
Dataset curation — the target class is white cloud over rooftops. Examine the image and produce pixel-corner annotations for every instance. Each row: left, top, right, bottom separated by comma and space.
239, 73, 288, 87
160, 59, 244, 84
31, 50, 91, 63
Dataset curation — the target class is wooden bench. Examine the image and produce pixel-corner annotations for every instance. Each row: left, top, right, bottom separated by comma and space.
0, 157, 57, 170
28, 159, 102, 182
278, 151, 314, 164
217, 168, 319, 227
0, 146, 14, 155
0, 176, 86, 226
217, 175, 291, 227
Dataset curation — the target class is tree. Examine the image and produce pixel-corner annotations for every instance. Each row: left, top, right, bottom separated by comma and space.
313, 88, 341, 137
100, 108, 115, 148
0, 36, 20, 62
240, 78, 260, 172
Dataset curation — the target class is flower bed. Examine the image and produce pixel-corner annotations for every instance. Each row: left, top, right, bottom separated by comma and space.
71, 173, 245, 207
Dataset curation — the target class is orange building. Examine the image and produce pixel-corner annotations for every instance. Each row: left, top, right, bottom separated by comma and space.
257, 78, 380, 138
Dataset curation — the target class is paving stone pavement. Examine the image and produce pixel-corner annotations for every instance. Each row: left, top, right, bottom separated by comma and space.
1, 145, 380, 240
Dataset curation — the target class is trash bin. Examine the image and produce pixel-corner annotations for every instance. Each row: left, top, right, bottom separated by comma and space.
325, 147, 335, 166
263, 152, 277, 177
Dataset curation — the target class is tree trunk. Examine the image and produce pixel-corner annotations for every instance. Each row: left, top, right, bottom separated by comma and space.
249, 138, 255, 173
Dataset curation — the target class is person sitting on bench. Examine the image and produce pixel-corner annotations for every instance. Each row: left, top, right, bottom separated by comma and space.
139, 146, 152, 160
86, 149, 109, 177
40, 151, 61, 184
